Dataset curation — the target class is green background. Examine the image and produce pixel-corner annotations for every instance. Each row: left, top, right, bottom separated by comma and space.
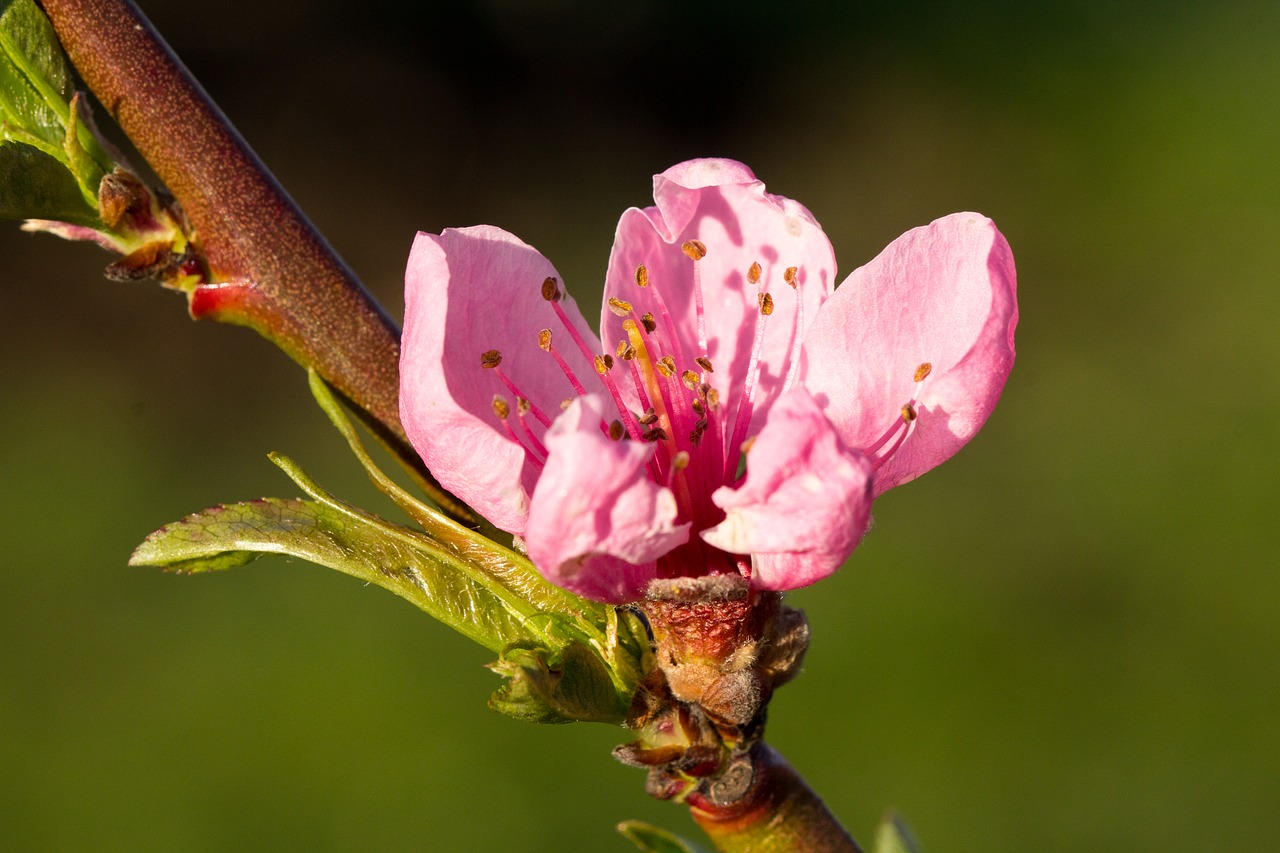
3, 1, 1278, 850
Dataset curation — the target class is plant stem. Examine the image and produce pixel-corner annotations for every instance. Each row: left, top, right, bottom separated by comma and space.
39, 0, 467, 514
688, 743, 862, 853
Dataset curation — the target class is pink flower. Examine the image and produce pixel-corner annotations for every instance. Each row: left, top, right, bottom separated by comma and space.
401, 159, 1017, 603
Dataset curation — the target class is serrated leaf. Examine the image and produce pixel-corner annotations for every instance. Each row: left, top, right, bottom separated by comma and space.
873, 812, 922, 853
0, 139, 98, 223
131, 495, 563, 654
616, 820, 707, 853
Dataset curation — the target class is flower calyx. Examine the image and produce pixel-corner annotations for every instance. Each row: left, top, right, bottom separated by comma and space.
613, 575, 810, 807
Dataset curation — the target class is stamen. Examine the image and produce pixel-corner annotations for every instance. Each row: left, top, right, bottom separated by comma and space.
492, 394, 545, 468
781, 267, 803, 393
514, 397, 549, 459
540, 276, 561, 302
681, 240, 707, 261
489, 364, 552, 427
539, 328, 590, 397
724, 280, 773, 480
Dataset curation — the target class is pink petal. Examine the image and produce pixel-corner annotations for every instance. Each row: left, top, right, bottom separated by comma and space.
800, 213, 1017, 496
700, 388, 873, 591
525, 396, 690, 603
400, 226, 602, 534
600, 159, 836, 442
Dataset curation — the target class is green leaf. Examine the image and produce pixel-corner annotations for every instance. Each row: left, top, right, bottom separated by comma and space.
616, 821, 707, 853
0, 0, 111, 210
130, 493, 567, 655
0, 139, 98, 224
488, 641, 630, 724
872, 812, 922, 853
304, 369, 621, 640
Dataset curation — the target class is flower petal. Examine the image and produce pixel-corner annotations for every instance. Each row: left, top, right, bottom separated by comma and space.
526, 396, 690, 603
700, 388, 872, 590
601, 159, 836, 444
400, 226, 602, 534
800, 213, 1017, 496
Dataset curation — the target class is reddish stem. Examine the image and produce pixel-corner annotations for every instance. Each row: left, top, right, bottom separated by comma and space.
39, 0, 467, 516
689, 743, 862, 853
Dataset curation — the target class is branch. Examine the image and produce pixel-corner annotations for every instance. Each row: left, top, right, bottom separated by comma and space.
38, 0, 466, 516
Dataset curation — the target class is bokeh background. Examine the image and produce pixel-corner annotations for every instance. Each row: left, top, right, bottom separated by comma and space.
3, 1, 1278, 850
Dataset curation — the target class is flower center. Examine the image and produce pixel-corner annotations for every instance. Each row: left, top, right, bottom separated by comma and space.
475, 243, 932, 576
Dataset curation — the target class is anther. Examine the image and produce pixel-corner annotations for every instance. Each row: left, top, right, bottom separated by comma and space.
635, 265, 650, 287
747, 262, 762, 285
608, 297, 633, 317
691, 398, 705, 416
538, 329, 553, 351
784, 266, 798, 287
480, 349, 502, 369
491, 395, 510, 419
656, 356, 676, 377
560, 399, 573, 410
690, 419, 708, 446
705, 387, 720, 409
901, 404, 918, 422
695, 356, 714, 373
642, 426, 669, 442
639, 409, 658, 426
608, 420, 625, 441
540, 276, 561, 302
594, 354, 614, 374
681, 370, 700, 391
758, 292, 774, 316
641, 313, 657, 334
741, 436, 757, 454
620, 343, 637, 361
681, 240, 707, 261
914, 362, 933, 383
516, 397, 532, 416
671, 451, 690, 470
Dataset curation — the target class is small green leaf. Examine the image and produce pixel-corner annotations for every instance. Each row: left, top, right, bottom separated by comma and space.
1, 0, 112, 211
617, 820, 707, 853
488, 641, 629, 724
872, 812, 922, 853
0, 139, 98, 224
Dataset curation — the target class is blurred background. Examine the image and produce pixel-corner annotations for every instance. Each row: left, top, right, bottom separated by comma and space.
3, 0, 1278, 850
